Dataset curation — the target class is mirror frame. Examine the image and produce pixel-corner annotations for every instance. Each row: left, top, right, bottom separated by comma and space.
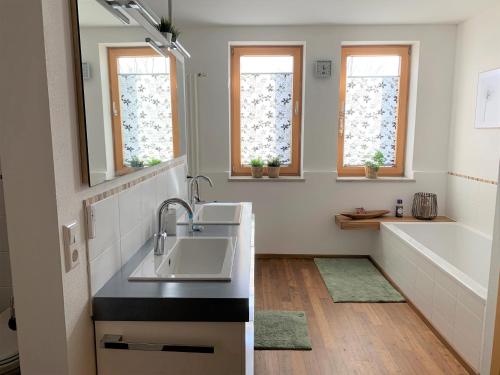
69, 0, 90, 185
68, 0, 188, 186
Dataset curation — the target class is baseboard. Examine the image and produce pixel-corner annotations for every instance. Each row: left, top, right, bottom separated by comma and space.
369, 256, 477, 375
255, 254, 369, 259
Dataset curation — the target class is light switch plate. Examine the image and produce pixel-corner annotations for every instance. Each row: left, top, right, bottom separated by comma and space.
315, 60, 332, 78
63, 222, 80, 271
86, 205, 96, 240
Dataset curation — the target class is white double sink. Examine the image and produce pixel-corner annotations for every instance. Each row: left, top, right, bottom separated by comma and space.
128, 203, 242, 282
129, 237, 237, 281
177, 202, 242, 225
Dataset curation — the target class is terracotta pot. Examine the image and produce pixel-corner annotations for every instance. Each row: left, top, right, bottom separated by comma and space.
364, 166, 378, 179
267, 166, 281, 178
251, 166, 264, 178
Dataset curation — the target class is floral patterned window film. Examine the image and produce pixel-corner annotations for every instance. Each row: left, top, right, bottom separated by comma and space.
343, 55, 400, 166
108, 47, 179, 172
118, 56, 173, 165
338, 46, 411, 177
231, 46, 303, 176
240, 56, 293, 165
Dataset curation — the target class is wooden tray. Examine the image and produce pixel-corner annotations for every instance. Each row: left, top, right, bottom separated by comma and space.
340, 210, 390, 220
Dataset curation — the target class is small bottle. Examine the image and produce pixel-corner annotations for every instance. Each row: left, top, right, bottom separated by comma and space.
166, 208, 177, 236
395, 199, 404, 218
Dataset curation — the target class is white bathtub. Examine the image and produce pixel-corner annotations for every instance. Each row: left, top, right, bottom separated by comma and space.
374, 222, 492, 372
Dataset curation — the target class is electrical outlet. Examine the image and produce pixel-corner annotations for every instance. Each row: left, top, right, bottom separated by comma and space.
63, 222, 80, 271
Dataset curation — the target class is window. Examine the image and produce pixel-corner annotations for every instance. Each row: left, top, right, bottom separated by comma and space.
338, 45, 411, 177
230, 46, 303, 176
108, 47, 179, 173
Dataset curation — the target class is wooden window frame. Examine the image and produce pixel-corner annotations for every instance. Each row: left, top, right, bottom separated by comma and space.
337, 45, 411, 177
107, 47, 180, 174
230, 45, 303, 176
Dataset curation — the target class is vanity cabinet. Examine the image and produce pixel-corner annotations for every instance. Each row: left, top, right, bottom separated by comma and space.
95, 321, 252, 375
92, 207, 255, 375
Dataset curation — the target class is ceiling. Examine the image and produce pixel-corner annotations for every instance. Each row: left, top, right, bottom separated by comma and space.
78, 0, 131, 27
78, 0, 497, 27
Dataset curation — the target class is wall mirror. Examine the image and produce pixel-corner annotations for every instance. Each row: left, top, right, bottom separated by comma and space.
71, 0, 188, 186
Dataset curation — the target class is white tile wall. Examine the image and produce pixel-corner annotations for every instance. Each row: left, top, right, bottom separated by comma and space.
454, 302, 483, 367
374, 227, 486, 371
118, 184, 143, 236
431, 308, 455, 343
141, 177, 157, 233
88, 195, 120, 296
89, 243, 121, 296
120, 222, 149, 266
88, 195, 120, 262
446, 175, 497, 236
87, 163, 187, 296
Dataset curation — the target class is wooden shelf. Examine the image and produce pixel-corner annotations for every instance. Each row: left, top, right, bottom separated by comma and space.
335, 215, 454, 230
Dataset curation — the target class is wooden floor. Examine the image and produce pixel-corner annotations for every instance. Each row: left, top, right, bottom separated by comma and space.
254, 258, 470, 375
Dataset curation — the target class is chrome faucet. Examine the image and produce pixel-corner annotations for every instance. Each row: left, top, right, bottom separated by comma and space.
154, 197, 193, 256
189, 175, 214, 207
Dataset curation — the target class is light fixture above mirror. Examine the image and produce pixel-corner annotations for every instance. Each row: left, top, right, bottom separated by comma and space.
95, 0, 191, 59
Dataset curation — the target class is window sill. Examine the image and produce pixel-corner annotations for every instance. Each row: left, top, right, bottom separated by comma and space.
336, 176, 415, 182
228, 175, 305, 182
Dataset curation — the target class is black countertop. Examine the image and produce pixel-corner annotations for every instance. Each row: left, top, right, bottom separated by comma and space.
92, 203, 254, 322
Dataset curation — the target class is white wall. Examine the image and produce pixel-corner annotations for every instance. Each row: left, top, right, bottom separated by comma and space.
0, 1, 190, 374
446, 2, 500, 236
0, 1, 71, 373
483, 164, 500, 373
43, 3, 195, 374
445, 7, 500, 370
181, 25, 457, 254
443, 4, 500, 373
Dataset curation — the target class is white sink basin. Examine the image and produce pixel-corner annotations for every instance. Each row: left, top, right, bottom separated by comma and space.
128, 237, 236, 281
178, 203, 242, 225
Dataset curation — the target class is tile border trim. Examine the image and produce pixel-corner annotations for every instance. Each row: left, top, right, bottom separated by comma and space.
447, 171, 498, 186
84, 157, 185, 207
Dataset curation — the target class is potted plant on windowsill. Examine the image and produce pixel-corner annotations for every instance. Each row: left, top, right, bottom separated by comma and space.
267, 157, 281, 178
364, 151, 385, 179
250, 158, 264, 178
157, 17, 180, 43
147, 158, 162, 167
129, 156, 144, 168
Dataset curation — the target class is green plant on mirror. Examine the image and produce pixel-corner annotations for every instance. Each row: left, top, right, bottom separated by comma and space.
128, 156, 144, 168
364, 151, 385, 179
147, 158, 162, 167
157, 17, 180, 42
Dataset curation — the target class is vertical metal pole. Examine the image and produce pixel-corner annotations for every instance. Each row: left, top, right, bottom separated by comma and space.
168, 0, 172, 24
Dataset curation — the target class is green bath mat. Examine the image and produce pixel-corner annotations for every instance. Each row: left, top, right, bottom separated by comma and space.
314, 258, 405, 303
254, 310, 312, 350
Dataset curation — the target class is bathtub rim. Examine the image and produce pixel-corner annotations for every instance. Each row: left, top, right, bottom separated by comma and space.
381, 221, 490, 301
